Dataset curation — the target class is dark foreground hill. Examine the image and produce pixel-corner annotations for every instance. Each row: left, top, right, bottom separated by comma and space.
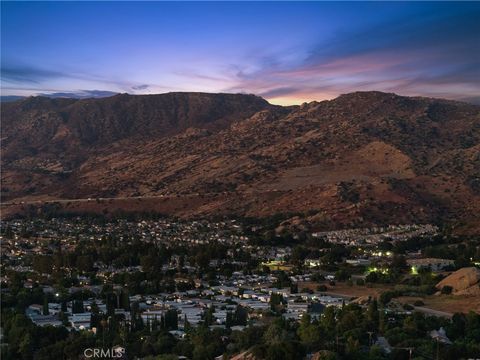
2, 91, 479, 234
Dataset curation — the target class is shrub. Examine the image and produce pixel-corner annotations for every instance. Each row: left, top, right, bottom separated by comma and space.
441, 285, 453, 294
311, 273, 325, 282
379, 290, 401, 305
317, 285, 328, 292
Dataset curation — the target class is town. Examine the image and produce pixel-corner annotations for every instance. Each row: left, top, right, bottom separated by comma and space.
1, 215, 479, 360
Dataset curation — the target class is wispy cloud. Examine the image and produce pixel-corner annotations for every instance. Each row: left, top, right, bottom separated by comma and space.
131, 84, 149, 91
1, 62, 162, 96
1, 65, 67, 84
38, 90, 118, 99
2, 3, 478, 105
217, 6, 480, 104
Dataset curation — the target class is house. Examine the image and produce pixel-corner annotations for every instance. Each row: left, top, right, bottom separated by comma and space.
141, 310, 165, 323
230, 325, 246, 332
69, 313, 91, 330
375, 336, 392, 354
429, 327, 452, 344
29, 314, 63, 327
169, 330, 186, 339
26, 304, 43, 316
407, 258, 454, 272
346, 259, 371, 266
305, 259, 322, 268
308, 303, 325, 319
287, 301, 308, 313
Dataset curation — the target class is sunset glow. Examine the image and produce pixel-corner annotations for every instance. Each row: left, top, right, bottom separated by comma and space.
1, 2, 479, 104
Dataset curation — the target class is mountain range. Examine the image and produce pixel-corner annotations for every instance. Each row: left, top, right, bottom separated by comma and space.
1, 91, 479, 234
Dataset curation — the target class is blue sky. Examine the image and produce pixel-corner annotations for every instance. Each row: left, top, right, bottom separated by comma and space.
1, 1, 479, 105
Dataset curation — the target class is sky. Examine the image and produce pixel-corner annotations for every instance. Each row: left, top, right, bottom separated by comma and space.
1, 1, 479, 105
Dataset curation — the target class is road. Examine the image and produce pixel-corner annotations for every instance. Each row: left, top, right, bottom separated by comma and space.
1, 190, 286, 207
2, 194, 170, 206
412, 305, 453, 318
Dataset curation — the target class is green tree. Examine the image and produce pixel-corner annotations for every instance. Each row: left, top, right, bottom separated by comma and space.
234, 305, 248, 326
18, 333, 34, 360
366, 299, 379, 331
297, 314, 323, 351
165, 309, 178, 330
321, 306, 336, 336
42, 295, 49, 315
72, 299, 84, 313
390, 255, 407, 273
263, 318, 290, 346
345, 336, 360, 358
120, 290, 130, 310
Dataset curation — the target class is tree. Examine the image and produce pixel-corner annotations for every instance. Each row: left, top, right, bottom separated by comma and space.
441, 285, 453, 294
465, 311, 480, 342
165, 309, 178, 330
291, 246, 309, 268
184, 314, 191, 332
59, 310, 69, 326
234, 305, 248, 326
379, 290, 398, 306
379, 306, 386, 334
72, 300, 84, 313
106, 293, 115, 316
345, 336, 360, 358
42, 295, 49, 315
195, 252, 210, 270
226, 311, 233, 328
76, 255, 94, 272
269, 293, 284, 313
203, 305, 215, 327
454, 254, 471, 269
18, 333, 34, 360
314, 350, 338, 360
366, 299, 379, 331
337, 311, 359, 334
321, 306, 336, 336
264, 320, 290, 346
32, 256, 53, 274
120, 290, 130, 310
90, 302, 100, 328
266, 340, 304, 360
390, 255, 407, 273
297, 314, 323, 351
290, 283, 298, 294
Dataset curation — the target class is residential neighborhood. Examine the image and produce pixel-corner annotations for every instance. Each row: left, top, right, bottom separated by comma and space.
1, 216, 479, 359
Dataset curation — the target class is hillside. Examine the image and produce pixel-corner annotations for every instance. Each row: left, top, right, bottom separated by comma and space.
2, 91, 479, 233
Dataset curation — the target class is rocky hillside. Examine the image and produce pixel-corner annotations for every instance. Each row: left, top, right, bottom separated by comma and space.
2, 91, 479, 233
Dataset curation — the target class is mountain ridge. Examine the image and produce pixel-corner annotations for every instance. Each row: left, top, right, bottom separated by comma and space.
2, 91, 479, 234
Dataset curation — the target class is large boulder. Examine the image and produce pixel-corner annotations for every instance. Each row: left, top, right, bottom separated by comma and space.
436, 267, 480, 293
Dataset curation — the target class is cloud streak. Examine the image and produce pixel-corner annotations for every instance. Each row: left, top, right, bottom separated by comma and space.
218, 5, 480, 104
1, 65, 66, 84
1, 2, 479, 105
38, 90, 118, 99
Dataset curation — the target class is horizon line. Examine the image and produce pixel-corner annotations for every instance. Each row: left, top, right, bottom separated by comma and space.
2, 89, 479, 107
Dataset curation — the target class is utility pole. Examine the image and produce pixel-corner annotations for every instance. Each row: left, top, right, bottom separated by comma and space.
367, 331, 373, 347
394, 346, 414, 360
